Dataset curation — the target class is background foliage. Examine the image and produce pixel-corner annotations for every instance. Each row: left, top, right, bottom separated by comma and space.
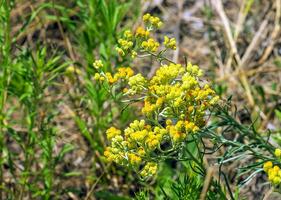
0, 0, 281, 199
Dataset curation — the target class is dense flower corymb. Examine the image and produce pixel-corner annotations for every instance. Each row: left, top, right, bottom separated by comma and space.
263, 148, 281, 185
94, 65, 134, 84
99, 14, 219, 179
263, 161, 281, 185
114, 13, 169, 59
103, 62, 219, 179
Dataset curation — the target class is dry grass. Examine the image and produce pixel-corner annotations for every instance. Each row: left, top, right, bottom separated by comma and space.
3, 0, 281, 199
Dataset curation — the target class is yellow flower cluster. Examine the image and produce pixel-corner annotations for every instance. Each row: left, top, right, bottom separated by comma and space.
263, 161, 281, 185
103, 14, 218, 179
115, 13, 169, 58
135, 27, 150, 38
143, 13, 163, 28
106, 127, 121, 140
104, 146, 125, 165
115, 30, 135, 56
124, 30, 133, 39
275, 148, 281, 158
123, 119, 168, 150
104, 118, 172, 178
94, 67, 134, 84
93, 73, 105, 82
104, 62, 219, 178
93, 60, 103, 69
127, 73, 147, 94
164, 36, 177, 50
166, 120, 199, 142
141, 62, 218, 125
263, 148, 281, 185
118, 38, 133, 50
140, 162, 158, 177
141, 38, 159, 52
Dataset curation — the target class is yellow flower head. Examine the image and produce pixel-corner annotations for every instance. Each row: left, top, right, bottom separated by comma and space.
106, 127, 121, 140
124, 30, 133, 39
166, 119, 173, 126
115, 67, 134, 80
118, 39, 133, 50
131, 50, 137, 58
136, 27, 150, 38
141, 38, 159, 52
106, 72, 118, 84
164, 36, 177, 50
93, 60, 103, 69
94, 73, 105, 82
150, 16, 163, 28
143, 14, 162, 28
275, 148, 281, 158
140, 162, 158, 177
128, 73, 147, 94
142, 13, 151, 23
186, 62, 203, 77
137, 147, 146, 156
128, 153, 142, 165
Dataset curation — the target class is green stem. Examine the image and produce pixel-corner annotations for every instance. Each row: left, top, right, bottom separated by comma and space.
185, 146, 205, 175
0, 1, 11, 199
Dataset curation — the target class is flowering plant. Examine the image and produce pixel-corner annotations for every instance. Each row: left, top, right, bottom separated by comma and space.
93, 14, 219, 180
93, 14, 281, 198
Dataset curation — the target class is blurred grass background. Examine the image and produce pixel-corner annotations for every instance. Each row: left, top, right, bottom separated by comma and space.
0, 0, 281, 199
